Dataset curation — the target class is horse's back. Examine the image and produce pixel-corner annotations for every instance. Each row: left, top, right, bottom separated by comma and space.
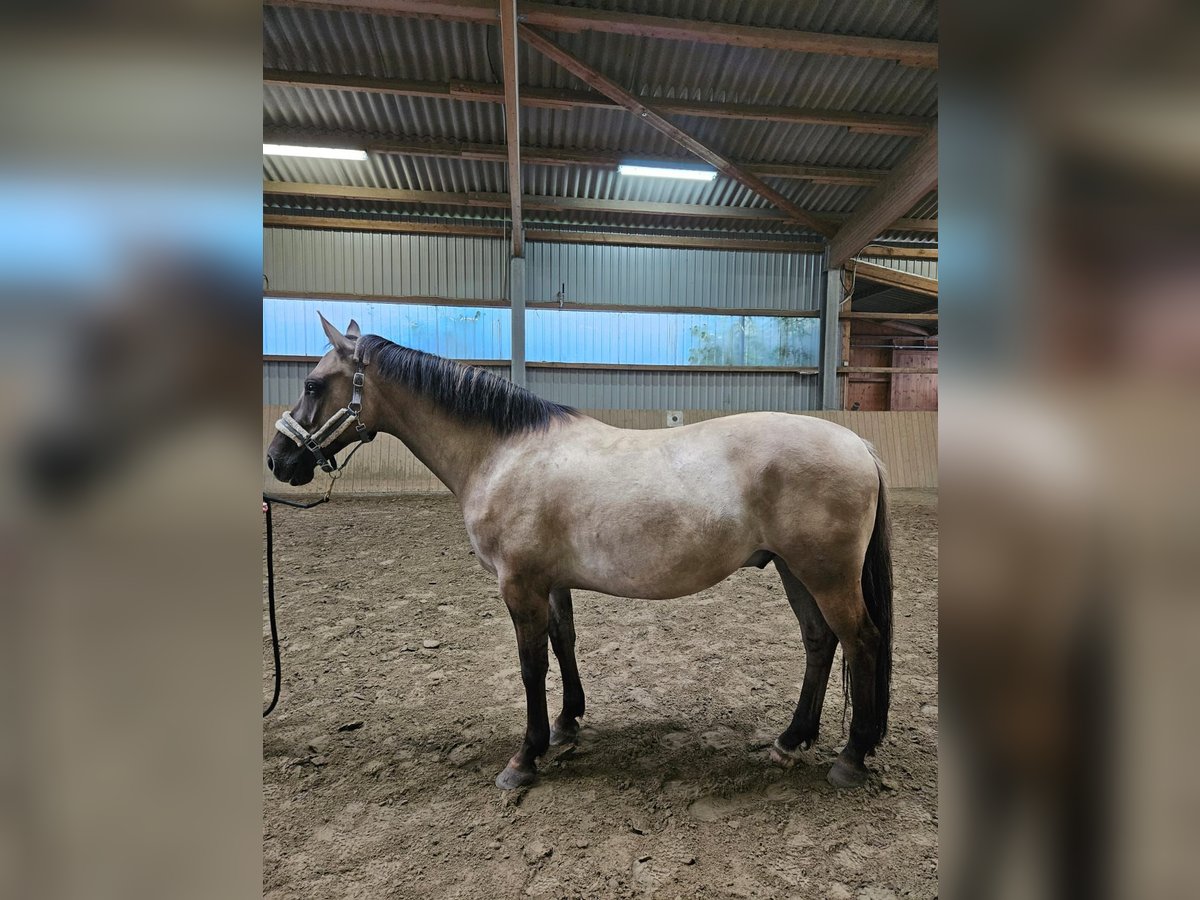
656, 411, 877, 485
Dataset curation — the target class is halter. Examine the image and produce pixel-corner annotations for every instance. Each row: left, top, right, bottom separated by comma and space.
274, 357, 374, 472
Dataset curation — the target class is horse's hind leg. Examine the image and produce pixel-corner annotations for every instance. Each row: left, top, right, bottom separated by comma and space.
802, 579, 884, 788
548, 588, 585, 745
770, 559, 838, 768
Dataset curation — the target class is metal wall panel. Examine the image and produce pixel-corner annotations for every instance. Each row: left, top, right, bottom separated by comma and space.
264, 227, 508, 298
525, 243, 823, 311
526, 367, 820, 412
264, 230, 833, 411
265, 227, 827, 311
264, 360, 314, 405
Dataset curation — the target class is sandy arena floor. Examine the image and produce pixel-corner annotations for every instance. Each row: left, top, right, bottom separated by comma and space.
263, 490, 938, 899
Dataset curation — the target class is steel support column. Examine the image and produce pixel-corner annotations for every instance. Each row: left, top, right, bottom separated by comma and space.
510, 256, 526, 386
818, 252, 843, 410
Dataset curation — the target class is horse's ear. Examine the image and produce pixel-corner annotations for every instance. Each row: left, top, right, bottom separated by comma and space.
346, 319, 361, 339
318, 311, 354, 357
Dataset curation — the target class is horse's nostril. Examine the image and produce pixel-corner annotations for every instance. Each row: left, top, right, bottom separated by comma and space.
266, 456, 274, 471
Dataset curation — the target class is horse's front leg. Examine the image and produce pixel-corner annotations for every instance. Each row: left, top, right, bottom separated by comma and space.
548, 588, 585, 745
495, 577, 551, 790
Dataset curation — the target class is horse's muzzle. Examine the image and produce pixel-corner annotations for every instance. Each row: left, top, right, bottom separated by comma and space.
265, 445, 316, 486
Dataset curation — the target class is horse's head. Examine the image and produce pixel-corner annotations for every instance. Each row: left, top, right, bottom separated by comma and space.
266, 313, 376, 486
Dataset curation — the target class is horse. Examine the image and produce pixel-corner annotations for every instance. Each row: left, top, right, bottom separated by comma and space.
266, 314, 893, 790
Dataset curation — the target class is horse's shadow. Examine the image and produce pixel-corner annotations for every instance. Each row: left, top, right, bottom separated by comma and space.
265, 711, 850, 812
455, 716, 839, 803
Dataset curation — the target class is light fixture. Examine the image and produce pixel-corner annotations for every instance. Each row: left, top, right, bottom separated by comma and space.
263, 143, 368, 161
617, 163, 717, 182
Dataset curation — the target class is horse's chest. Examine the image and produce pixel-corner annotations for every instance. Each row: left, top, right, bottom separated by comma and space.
463, 523, 500, 576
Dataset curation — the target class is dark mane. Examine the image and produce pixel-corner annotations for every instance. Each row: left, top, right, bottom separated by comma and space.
356, 335, 578, 436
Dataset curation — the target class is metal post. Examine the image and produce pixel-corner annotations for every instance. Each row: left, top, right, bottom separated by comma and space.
510, 256, 526, 387
818, 250, 843, 410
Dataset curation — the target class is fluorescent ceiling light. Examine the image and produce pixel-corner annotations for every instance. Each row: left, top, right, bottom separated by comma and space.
263, 143, 367, 161
618, 163, 717, 181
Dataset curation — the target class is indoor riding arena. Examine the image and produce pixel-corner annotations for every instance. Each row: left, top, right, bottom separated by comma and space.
262, 3, 938, 898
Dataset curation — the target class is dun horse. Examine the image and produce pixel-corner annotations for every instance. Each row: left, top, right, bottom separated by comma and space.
267, 315, 893, 789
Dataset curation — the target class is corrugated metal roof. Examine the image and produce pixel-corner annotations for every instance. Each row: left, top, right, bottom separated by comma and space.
851, 285, 937, 316
904, 190, 939, 219
263, 6, 937, 113
558, 0, 937, 41
516, 34, 936, 118
263, 1, 938, 241
263, 87, 920, 172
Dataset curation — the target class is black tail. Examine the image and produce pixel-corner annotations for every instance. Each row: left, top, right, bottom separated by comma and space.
861, 451, 894, 743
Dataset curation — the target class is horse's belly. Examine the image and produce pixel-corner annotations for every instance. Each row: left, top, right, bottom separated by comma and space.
564, 516, 757, 600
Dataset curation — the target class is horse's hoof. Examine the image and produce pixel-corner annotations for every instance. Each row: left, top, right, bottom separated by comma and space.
549, 720, 579, 746
769, 739, 803, 769
495, 764, 537, 790
826, 757, 869, 789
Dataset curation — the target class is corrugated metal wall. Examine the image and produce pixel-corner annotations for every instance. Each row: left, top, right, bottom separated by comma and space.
526, 367, 819, 410
263, 229, 934, 413
265, 227, 827, 310
525, 242, 823, 311
264, 227, 509, 299
265, 227, 826, 409
264, 360, 315, 405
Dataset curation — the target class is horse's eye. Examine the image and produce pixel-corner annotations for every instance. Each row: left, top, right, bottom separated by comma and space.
305, 381, 319, 395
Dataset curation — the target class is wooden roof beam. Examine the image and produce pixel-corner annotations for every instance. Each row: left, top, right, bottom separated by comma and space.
263, 213, 824, 251
850, 260, 938, 297
515, 26, 835, 237
263, 69, 930, 137
840, 311, 938, 321
266, 0, 938, 67
266, 181, 797, 221
828, 126, 938, 268
263, 180, 935, 234
264, 212, 935, 257
498, 0, 523, 256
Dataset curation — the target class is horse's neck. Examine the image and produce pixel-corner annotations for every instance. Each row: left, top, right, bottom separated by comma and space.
372, 382, 496, 496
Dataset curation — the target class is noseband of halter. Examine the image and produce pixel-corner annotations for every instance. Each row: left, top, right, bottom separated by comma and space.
274, 358, 374, 473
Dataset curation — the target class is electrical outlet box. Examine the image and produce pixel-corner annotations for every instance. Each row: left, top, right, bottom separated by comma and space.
666, 411, 683, 427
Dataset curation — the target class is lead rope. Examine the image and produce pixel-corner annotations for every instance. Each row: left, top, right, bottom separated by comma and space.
263, 497, 281, 717
263, 440, 369, 717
